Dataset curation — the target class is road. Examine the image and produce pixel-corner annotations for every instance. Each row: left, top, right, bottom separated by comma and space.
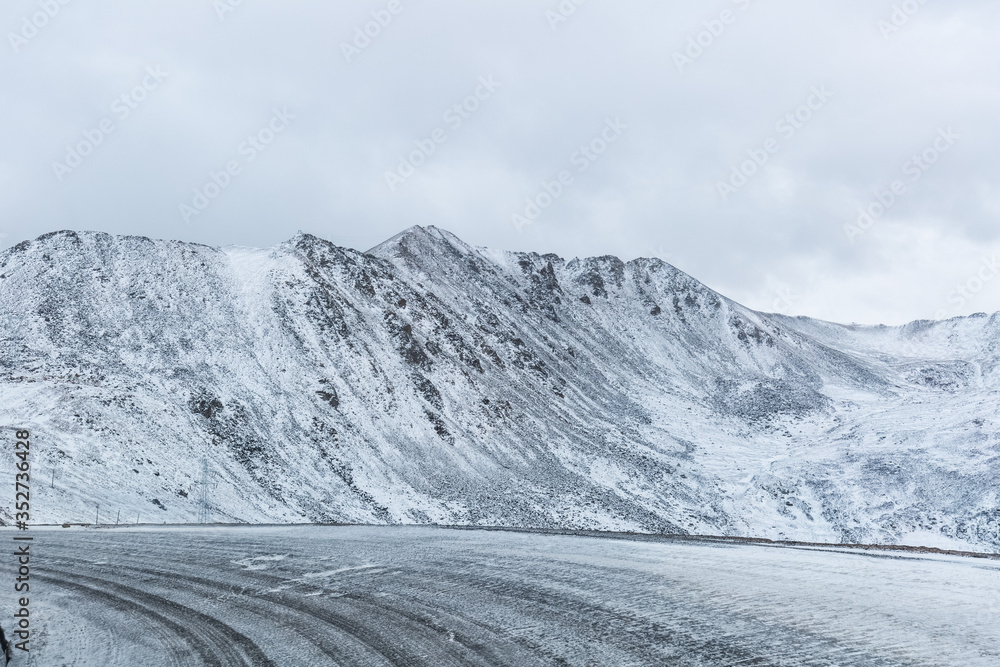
4, 525, 999, 665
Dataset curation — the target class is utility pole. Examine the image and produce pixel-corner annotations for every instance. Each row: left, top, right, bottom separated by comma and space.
116, 509, 120, 525
95, 504, 100, 526
194, 458, 218, 524
136, 512, 140, 525
51, 467, 56, 488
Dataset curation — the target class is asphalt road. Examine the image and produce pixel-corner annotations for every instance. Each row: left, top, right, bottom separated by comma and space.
4, 525, 999, 666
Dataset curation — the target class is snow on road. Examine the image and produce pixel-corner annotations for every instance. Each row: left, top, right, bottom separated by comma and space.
4, 525, 998, 666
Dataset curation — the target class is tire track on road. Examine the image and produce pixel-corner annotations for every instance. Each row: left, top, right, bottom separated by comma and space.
50, 556, 482, 666
37, 568, 275, 667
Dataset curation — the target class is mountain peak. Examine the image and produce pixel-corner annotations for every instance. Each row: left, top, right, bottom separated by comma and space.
368, 224, 453, 249
367, 224, 479, 266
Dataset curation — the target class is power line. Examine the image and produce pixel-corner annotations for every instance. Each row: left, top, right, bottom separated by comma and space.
194, 458, 218, 524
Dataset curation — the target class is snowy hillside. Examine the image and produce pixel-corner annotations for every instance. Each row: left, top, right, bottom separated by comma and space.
1, 227, 997, 551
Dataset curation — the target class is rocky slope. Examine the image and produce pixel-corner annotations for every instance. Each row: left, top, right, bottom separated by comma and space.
0, 227, 997, 550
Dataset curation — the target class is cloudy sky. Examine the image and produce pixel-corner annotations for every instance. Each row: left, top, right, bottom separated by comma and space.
2, 0, 998, 325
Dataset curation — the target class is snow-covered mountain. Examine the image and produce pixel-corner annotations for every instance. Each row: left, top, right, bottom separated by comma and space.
1, 227, 997, 550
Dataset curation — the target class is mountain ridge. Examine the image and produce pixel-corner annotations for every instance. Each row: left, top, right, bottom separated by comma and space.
1, 227, 997, 550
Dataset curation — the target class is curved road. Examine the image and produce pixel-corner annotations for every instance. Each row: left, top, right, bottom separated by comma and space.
5, 526, 999, 666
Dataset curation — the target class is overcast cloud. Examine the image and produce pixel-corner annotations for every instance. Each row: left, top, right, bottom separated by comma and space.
2, 0, 999, 325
